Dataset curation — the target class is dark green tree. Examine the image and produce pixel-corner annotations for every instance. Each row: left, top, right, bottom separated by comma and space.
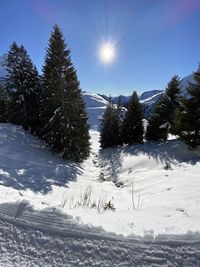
0, 85, 8, 122
173, 70, 200, 148
117, 95, 122, 115
146, 75, 181, 141
6, 42, 41, 133
40, 25, 90, 161
100, 100, 120, 148
121, 91, 144, 145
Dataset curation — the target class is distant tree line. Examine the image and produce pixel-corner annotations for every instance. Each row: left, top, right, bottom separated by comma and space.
0, 25, 90, 162
100, 71, 200, 149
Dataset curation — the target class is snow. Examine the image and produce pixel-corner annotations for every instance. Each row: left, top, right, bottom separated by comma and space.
140, 90, 163, 102
1, 214, 200, 266
82, 91, 108, 130
0, 91, 200, 264
0, 122, 200, 240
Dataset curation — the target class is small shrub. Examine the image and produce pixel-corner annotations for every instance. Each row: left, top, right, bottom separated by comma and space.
103, 200, 115, 211
164, 162, 172, 170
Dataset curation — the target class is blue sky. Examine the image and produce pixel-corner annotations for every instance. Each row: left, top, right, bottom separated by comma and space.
1, 0, 200, 95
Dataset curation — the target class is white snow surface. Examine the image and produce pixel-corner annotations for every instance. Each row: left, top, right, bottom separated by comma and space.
1, 116, 200, 265
82, 91, 108, 130
0, 123, 200, 240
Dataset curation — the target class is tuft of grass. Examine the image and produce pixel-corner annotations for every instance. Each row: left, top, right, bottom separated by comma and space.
60, 185, 112, 213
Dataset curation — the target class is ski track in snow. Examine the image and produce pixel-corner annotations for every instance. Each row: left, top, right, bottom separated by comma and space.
1, 200, 200, 266
1, 202, 200, 266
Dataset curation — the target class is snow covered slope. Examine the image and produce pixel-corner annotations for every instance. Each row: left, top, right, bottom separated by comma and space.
0, 123, 200, 239
140, 70, 197, 117
81, 91, 108, 130
1, 123, 200, 265
139, 90, 163, 101
140, 90, 164, 117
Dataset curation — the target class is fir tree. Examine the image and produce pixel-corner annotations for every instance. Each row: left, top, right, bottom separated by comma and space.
145, 97, 170, 141
173, 70, 200, 148
117, 95, 122, 115
40, 25, 90, 161
116, 95, 123, 145
146, 75, 181, 141
121, 91, 144, 145
0, 85, 8, 122
6, 42, 41, 134
100, 100, 120, 148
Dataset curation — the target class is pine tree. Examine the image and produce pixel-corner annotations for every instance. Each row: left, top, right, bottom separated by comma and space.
100, 100, 120, 148
6, 42, 41, 134
165, 75, 181, 130
173, 70, 200, 148
116, 95, 123, 145
0, 85, 8, 122
117, 95, 122, 115
145, 97, 170, 141
121, 91, 144, 145
40, 25, 90, 161
146, 75, 181, 141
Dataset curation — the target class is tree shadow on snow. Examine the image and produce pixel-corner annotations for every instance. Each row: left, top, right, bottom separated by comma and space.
118, 139, 200, 166
98, 147, 123, 183
98, 139, 200, 182
0, 124, 83, 194
124, 139, 200, 165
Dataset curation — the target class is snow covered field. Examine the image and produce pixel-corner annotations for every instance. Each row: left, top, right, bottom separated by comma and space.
0, 122, 200, 239
0, 91, 200, 265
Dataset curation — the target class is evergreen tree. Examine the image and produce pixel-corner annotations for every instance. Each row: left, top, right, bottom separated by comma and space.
146, 75, 181, 141
117, 95, 122, 115
116, 95, 123, 145
166, 75, 181, 130
173, 70, 200, 148
145, 97, 170, 141
0, 85, 8, 122
100, 100, 120, 148
6, 42, 41, 134
121, 91, 144, 145
40, 25, 90, 161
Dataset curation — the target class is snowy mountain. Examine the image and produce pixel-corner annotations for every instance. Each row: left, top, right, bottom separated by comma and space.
128, 72, 197, 118
180, 73, 194, 97
140, 90, 164, 118
139, 90, 163, 102
111, 95, 132, 106
82, 91, 108, 130
108, 70, 198, 118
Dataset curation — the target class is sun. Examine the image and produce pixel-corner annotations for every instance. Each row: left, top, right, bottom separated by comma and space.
99, 43, 116, 64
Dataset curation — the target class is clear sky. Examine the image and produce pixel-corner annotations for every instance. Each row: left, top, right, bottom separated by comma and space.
1, 0, 200, 95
